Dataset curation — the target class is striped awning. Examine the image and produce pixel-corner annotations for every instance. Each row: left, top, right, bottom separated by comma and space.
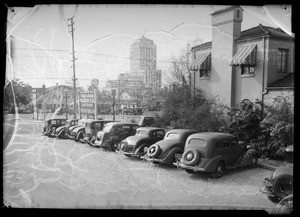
190, 51, 211, 71
231, 44, 257, 66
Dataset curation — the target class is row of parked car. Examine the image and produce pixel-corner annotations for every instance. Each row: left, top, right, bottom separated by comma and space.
41, 116, 293, 209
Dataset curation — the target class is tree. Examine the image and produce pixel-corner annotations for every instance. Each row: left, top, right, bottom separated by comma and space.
168, 44, 192, 88
87, 78, 99, 92
4, 78, 32, 112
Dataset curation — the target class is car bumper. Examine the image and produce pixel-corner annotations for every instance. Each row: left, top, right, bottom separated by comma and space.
142, 155, 163, 163
119, 150, 142, 158
173, 161, 205, 172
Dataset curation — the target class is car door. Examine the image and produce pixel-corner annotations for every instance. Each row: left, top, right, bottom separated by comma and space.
219, 138, 235, 165
152, 130, 165, 143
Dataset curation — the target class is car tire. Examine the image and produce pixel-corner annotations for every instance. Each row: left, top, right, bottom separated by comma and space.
181, 149, 200, 166
185, 169, 196, 174
147, 144, 161, 158
272, 174, 293, 201
212, 161, 225, 178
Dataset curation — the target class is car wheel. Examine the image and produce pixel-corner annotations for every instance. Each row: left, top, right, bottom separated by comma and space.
212, 161, 225, 178
147, 144, 161, 158
272, 194, 293, 214
272, 174, 293, 201
185, 169, 196, 174
181, 149, 200, 166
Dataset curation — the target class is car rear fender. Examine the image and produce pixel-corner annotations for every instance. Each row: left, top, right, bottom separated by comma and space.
161, 147, 182, 164
203, 155, 225, 172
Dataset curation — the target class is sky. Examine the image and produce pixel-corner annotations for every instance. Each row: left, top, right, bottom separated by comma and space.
6, 4, 292, 89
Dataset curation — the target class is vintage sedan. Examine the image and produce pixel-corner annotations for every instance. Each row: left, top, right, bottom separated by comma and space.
174, 132, 259, 177
144, 129, 198, 165
94, 122, 139, 151
42, 118, 67, 137
67, 118, 91, 141
118, 127, 166, 158
260, 145, 293, 204
55, 119, 79, 139
80, 119, 112, 144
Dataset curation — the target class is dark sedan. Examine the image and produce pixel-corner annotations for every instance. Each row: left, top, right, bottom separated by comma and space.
144, 129, 198, 165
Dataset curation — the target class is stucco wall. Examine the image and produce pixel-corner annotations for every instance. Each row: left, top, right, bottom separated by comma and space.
211, 21, 236, 106
232, 38, 268, 105
267, 39, 294, 85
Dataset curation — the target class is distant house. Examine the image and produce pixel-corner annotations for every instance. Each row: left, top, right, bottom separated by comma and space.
190, 6, 294, 107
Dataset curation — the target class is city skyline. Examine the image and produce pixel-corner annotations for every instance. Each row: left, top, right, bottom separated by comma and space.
6, 4, 292, 89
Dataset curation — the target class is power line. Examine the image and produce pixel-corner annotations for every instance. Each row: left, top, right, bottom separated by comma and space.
13, 47, 187, 64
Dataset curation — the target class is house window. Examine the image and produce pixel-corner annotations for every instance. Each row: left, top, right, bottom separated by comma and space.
277, 48, 288, 73
241, 65, 255, 75
199, 69, 210, 78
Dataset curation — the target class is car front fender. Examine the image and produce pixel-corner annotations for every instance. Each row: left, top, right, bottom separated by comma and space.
135, 143, 150, 154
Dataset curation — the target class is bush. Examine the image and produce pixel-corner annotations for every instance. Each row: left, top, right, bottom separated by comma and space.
155, 87, 228, 131
220, 100, 263, 143
255, 97, 294, 159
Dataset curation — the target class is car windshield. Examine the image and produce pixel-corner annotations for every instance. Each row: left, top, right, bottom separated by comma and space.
166, 132, 179, 140
188, 138, 206, 147
137, 130, 148, 136
61, 120, 66, 125
51, 120, 57, 124
103, 124, 113, 133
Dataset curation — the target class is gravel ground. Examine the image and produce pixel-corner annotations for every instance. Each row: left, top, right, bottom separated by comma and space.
3, 115, 278, 211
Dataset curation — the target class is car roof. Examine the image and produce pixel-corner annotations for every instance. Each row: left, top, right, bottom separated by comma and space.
188, 132, 235, 140
137, 127, 165, 131
49, 118, 67, 121
166, 129, 198, 134
112, 122, 139, 126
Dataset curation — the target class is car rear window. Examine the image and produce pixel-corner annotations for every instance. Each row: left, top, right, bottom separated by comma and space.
165, 132, 179, 140
188, 138, 206, 147
137, 130, 148, 136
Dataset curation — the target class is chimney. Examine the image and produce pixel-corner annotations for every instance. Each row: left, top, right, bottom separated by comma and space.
210, 6, 243, 107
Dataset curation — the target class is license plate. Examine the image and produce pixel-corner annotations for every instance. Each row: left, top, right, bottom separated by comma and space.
175, 154, 182, 159
144, 147, 148, 152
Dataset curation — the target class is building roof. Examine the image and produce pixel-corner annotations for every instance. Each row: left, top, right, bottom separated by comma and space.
236, 24, 294, 41
191, 24, 293, 51
191, 41, 212, 51
210, 5, 243, 16
268, 73, 294, 89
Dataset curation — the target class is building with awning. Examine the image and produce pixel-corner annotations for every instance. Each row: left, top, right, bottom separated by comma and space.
190, 6, 294, 107
230, 43, 257, 66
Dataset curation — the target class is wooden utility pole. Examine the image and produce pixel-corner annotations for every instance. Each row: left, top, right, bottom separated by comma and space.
68, 16, 77, 119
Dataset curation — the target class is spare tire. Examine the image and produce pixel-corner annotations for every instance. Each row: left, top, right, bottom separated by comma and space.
181, 149, 200, 166
147, 144, 161, 158
272, 174, 293, 200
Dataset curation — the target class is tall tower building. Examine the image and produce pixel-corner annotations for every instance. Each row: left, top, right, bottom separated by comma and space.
130, 36, 157, 85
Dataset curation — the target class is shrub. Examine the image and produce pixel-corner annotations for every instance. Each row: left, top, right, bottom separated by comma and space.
219, 100, 263, 143
255, 97, 294, 159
